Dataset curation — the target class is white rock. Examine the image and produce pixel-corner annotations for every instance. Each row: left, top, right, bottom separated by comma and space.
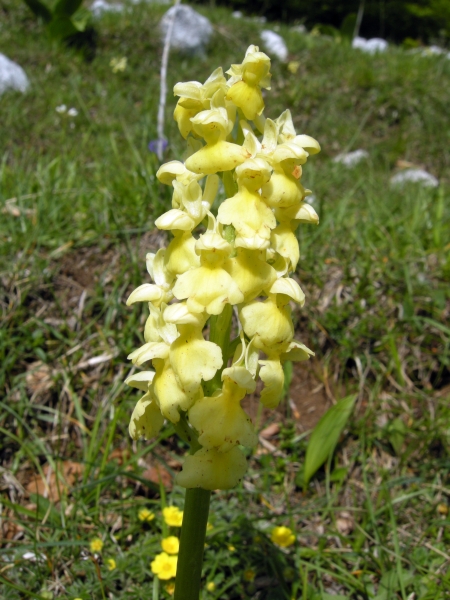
232, 10, 242, 19
421, 45, 450, 59
390, 168, 439, 188
90, 0, 123, 17
160, 5, 213, 54
427, 45, 446, 55
0, 53, 29, 96
352, 36, 388, 54
261, 30, 288, 61
130, 0, 171, 4
333, 149, 369, 167
22, 552, 45, 562
291, 24, 307, 34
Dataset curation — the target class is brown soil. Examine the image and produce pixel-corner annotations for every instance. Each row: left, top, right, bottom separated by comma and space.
242, 361, 333, 433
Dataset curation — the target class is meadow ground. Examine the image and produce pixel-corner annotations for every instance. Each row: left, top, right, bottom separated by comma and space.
1, 1, 450, 598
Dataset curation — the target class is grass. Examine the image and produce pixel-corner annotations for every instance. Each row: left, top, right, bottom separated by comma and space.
1, 0, 450, 598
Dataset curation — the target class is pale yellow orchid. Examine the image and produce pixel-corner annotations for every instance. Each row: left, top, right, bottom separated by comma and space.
126, 250, 174, 308
164, 231, 200, 277
152, 357, 201, 423
175, 446, 248, 490
188, 377, 257, 452
169, 321, 223, 398
185, 95, 250, 174
225, 247, 277, 301
218, 159, 276, 249
125, 45, 321, 491
129, 390, 165, 440
226, 45, 271, 120
173, 226, 244, 314
173, 67, 228, 138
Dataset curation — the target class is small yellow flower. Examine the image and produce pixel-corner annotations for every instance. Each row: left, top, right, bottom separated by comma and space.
90, 538, 104, 553
227, 544, 236, 552
243, 568, 256, 582
138, 507, 155, 523
110, 57, 127, 73
151, 552, 178, 580
437, 503, 449, 515
163, 506, 183, 527
271, 526, 296, 548
161, 536, 180, 555
165, 582, 175, 595
206, 522, 213, 531
206, 582, 216, 592
287, 61, 300, 74
106, 558, 116, 571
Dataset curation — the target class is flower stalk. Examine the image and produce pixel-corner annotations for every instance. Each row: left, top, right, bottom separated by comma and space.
174, 488, 211, 600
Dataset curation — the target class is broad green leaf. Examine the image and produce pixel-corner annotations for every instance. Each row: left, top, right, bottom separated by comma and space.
48, 14, 78, 39
53, 0, 84, 17
23, 0, 52, 22
387, 417, 406, 455
304, 394, 356, 487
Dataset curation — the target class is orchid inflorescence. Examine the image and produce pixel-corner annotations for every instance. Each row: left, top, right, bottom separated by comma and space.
125, 45, 320, 491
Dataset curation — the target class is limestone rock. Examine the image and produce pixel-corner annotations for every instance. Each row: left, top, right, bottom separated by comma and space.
352, 36, 388, 54
333, 149, 369, 167
0, 53, 29, 96
160, 5, 212, 54
261, 30, 288, 61
390, 168, 438, 188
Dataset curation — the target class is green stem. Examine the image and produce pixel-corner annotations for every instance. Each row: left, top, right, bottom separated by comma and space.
174, 488, 211, 600
173, 412, 201, 454
204, 303, 233, 396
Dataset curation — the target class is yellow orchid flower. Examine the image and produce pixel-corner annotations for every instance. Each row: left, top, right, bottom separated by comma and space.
176, 446, 248, 490
152, 358, 200, 423
125, 45, 321, 492
188, 377, 257, 452
164, 231, 200, 277
128, 390, 165, 440
226, 45, 271, 120
173, 228, 244, 314
225, 247, 277, 302
239, 294, 294, 352
218, 159, 276, 249
185, 99, 250, 174
173, 67, 228, 138
169, 322, 223, 398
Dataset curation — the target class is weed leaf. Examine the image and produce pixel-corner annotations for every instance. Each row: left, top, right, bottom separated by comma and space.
304, 394, 356, 487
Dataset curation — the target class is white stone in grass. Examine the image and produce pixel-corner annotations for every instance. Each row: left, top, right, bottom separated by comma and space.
420, 45, 450, 60
22, 552, 45, 562
291, 24, 307, 34
90, 0, 124, 17
130, 0, 171, 4
0, 53, 29, 96
160, 5, 213, 55
232, 10, 243, 19
333, 149, 369, 167
352, 36, 388, 54
390, 168, 439, 188
261, 30, 288, 62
